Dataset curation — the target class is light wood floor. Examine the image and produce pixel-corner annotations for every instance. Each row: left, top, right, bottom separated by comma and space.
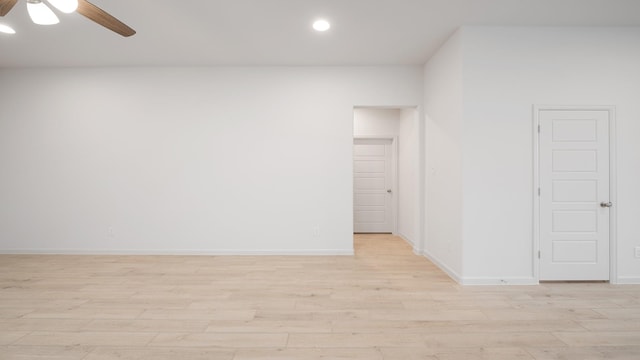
1, 234, 640, 359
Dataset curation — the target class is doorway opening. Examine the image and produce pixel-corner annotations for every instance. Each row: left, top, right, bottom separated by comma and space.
353, 107, 421, 251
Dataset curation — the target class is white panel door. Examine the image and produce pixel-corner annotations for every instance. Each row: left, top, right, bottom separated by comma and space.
539, 109, 611, 281
353, 139, 393, 233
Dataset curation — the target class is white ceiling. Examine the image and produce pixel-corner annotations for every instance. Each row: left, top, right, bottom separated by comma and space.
0, 0, 639, 68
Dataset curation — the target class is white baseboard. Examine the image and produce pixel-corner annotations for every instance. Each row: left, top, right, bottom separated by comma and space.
420, 250, 538, 285
421, 249, 463, 284
0, 249, 355, 256
460, 277, 538, 286
615, 276, 640, 285
396, 232, 415, 248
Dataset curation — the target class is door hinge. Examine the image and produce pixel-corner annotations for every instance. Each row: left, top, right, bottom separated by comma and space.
538, 251, 541, 259
538, 125, 541, 133
538, 188, 541, 196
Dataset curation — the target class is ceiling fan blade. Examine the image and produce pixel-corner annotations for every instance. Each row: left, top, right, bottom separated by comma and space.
0, 0, 17, 17
77, 0, 135, 37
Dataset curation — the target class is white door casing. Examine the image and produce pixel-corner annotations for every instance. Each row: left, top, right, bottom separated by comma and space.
536, 108, 614, 281
353, 138, 394, 233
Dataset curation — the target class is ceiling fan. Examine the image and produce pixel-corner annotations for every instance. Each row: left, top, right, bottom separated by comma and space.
0, 0, 135, 37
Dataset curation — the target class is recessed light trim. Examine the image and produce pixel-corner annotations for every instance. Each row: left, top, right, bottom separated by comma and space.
313, 19, 331, 32
0, 23, 16, 34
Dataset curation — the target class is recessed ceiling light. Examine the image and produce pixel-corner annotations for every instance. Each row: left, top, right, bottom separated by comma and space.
313, 19, 331, 32
0, 23, 16, 34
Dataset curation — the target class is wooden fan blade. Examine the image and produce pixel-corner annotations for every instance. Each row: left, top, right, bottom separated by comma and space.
77, 0, 136, 37
0, 0, 17, 17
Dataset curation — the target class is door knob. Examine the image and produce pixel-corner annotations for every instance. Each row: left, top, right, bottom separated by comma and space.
600, 202, 613, 208
387, 189, 392, 194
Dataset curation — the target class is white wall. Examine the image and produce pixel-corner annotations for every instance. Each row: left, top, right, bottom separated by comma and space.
0, 66, 423, 254
398, 108, 419, 246
353, 108, 419, 247
353, 108, 400, 137
423, 29, 465, 279
460, 27, 640, 284
423, 26, 640, 284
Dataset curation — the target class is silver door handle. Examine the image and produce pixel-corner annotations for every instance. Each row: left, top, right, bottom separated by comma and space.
387, 189, 392, 194
600, 202, 613, 208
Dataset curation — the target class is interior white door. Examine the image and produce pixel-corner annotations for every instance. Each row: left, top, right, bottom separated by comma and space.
353, 139, 393, 233
539, 109, 611, 281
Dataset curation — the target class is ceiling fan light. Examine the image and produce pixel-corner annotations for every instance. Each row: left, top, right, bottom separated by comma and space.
0, 23, 16, 34
27, 0, 60, 25
47, 0, 78, 14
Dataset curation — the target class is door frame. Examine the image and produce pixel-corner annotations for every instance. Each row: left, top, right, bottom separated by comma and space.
353, 136, 399, 235
532, 105, 618, 283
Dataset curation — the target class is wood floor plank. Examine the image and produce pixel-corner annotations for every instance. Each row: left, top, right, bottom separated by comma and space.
149, 332, 288, 348
233, 348, 384, 360
525, 346, 640, 360
422, 332, 567, 348
0, 332, 30, 346
433, 347, 535, 360
13, 331, 157, 346
205, 320, 333, 334
577, 319, 640, 332
553, 331, 640, 346
81, 319, 210, 333
0, 318, 91, 332
84, 346, 236, 360
1, 345, 93, 359
287, 332, 426, 348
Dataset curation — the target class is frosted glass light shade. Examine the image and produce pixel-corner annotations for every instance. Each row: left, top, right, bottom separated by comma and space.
27, 0, 59, 25
47, 0, 78, 13
0, 24, 16, 34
